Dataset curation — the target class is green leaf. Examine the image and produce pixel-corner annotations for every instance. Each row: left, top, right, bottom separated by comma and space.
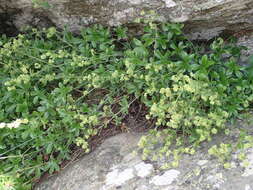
133, 38, 143, 47
167, 32, 173, 41
134, 47, 148, 57
46, 143, 53, 154
144, 38, 154, 47
16, 103, 28, 113
154, 50, 163, 59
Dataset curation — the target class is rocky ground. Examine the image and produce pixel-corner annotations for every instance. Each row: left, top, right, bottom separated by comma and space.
35, 115, 253, 190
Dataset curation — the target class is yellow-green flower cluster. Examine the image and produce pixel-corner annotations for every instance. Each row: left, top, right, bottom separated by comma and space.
0, 119, 28, 129
4, 74, 31, 91
46, 27, 57, 38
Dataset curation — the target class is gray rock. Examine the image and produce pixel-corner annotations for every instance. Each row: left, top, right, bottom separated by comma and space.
35, 116, 253, 190
134, 162, 154, 178
105, 168, 135, 187
245, 184, 252, 190
197, 160, 209, 166
150, 169, 180, 186
0, 0, 253, 41
35, 133, 143, 190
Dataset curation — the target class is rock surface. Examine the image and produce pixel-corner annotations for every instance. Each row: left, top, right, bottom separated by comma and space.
35, 117, 253, 190
0, 0, 253, 40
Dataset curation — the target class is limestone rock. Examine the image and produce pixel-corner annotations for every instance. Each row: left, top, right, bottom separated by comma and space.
0, 0, 253, 40
150, 170, 180, 186
35, 117, 253, 190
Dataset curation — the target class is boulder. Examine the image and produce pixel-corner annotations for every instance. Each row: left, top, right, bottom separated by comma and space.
0, 0, 253, 40
35, 118, 253, 190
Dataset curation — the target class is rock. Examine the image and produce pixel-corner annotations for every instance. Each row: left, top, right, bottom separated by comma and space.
238, 33, 253, 57
206, 173, 224, 189
197, 160, 209, 166
150, 169, 180, 186
134, 162, 154, 178
35, 116, 253, 190
242, 149, 253, 177
35, 133, 143, 190
0, 0, 253, 40
245, 184, 252, 190
105, 168, 135, 186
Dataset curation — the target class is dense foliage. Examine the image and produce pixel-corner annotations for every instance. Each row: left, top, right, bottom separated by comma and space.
0, 20, 252, 189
